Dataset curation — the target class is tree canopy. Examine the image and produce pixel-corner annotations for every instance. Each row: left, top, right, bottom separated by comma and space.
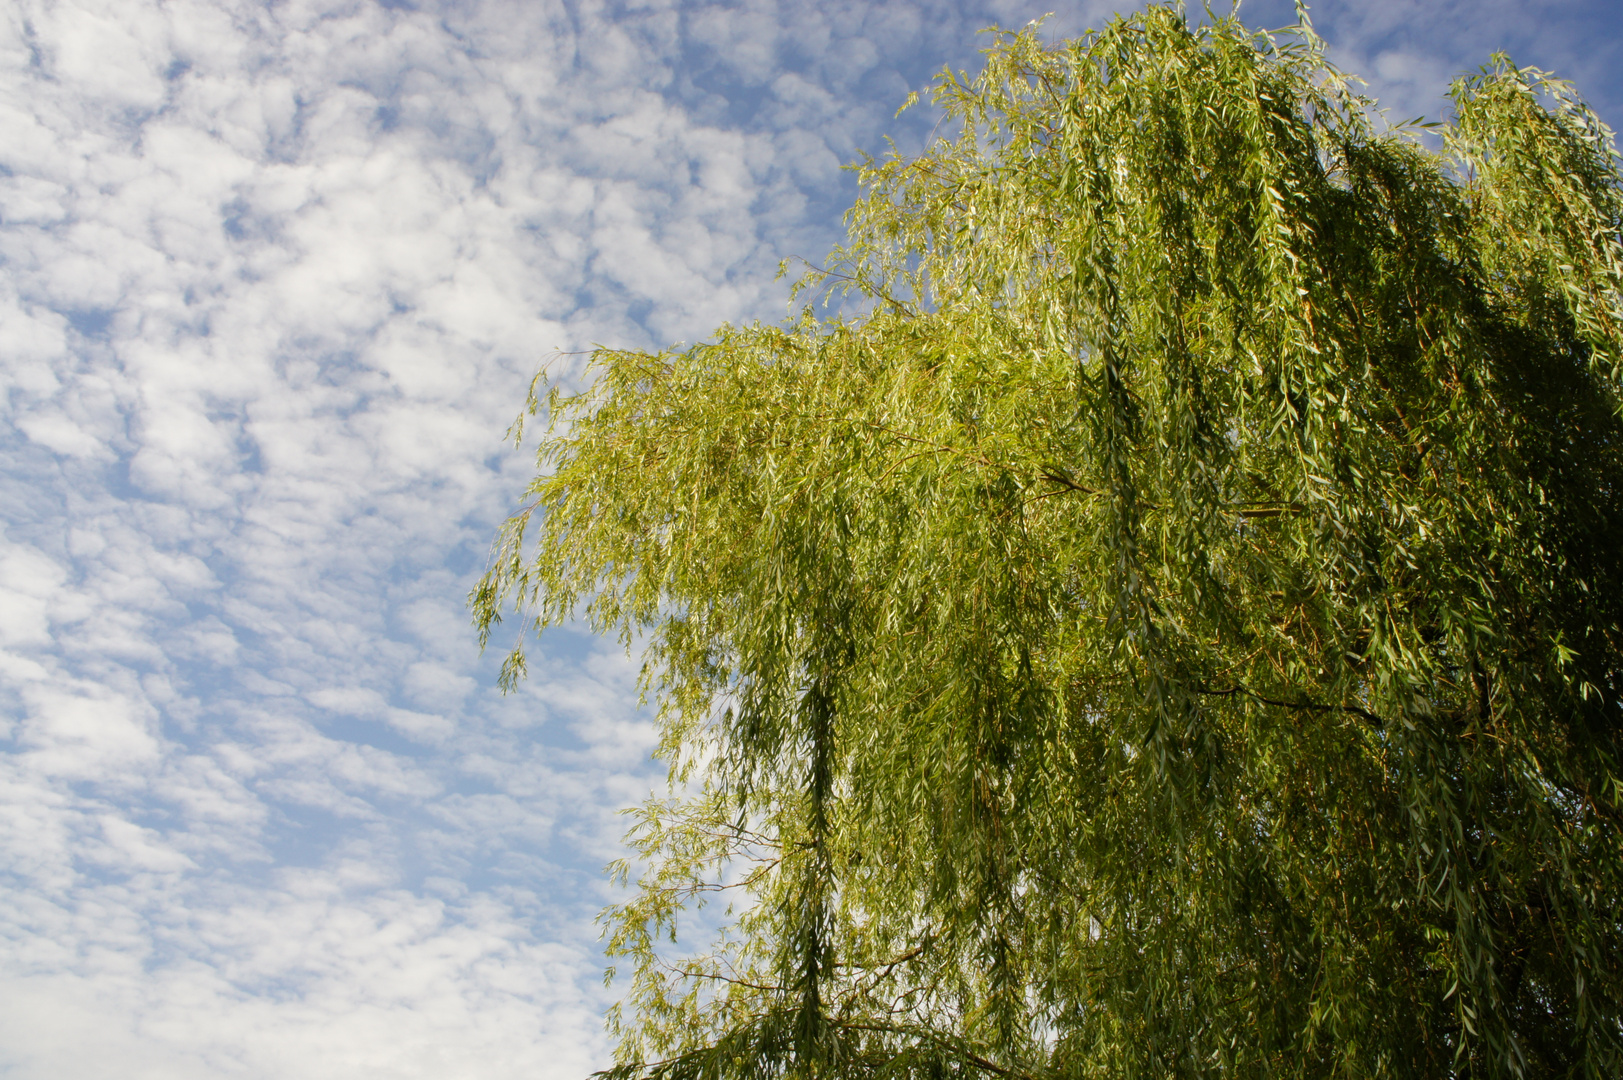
473, 6, 1623, 1077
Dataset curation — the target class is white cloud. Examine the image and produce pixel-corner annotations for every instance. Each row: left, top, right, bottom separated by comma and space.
0, 542, 66, 646
0, 882, 610, 1080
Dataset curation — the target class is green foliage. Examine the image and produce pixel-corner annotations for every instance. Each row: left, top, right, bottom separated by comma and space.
472, 6, 1623, 1077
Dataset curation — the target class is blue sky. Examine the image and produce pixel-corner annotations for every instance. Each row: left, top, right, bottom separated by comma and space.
1, 1, 1618, 1076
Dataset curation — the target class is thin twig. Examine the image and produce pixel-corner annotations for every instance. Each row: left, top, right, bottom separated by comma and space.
1199, 681, 1386, 728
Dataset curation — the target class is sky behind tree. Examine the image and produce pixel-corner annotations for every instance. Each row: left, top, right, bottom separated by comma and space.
1, 2, 1619, 1077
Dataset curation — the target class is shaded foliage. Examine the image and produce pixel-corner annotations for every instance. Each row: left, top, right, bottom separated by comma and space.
473, 7, 1623, 1077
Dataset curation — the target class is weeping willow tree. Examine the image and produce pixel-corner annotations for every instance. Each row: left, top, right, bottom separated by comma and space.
473, 6, 1623, 1077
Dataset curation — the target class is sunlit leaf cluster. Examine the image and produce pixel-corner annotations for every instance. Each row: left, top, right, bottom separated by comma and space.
473, 6, 1623, 1077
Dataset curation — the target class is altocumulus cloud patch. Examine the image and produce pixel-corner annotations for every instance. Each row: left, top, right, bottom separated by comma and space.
0, 1, 1617, 1077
